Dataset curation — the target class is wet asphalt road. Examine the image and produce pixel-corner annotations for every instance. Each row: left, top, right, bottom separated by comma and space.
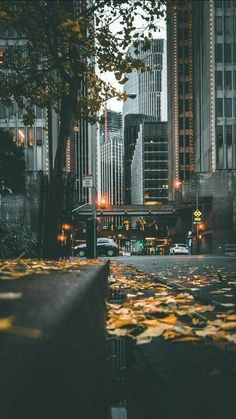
113, 255, 236, 277
108, 255, 236, 419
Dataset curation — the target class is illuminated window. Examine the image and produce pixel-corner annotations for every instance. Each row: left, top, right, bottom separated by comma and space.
18, 128, 25, 147
27, 127, 34, 147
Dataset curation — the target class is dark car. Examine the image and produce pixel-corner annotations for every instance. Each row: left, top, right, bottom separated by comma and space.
74, 238, 119, 257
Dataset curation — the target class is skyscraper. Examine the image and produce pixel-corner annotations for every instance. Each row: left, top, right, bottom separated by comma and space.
167, 0, 236, 197
123, 39, 167, 121
99, 110, 123, 205
167, 0, 236, 252
123, 38, 168, 204
167, 0, 194, 200
131, 121, 168, 205
192, 0, 236, 172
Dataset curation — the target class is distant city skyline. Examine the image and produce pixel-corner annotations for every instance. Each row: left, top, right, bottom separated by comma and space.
100, 16, 166, 112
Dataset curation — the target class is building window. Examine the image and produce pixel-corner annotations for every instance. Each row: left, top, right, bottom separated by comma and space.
224, 44, 232, 63
216, 125, 223, 169
36, 106, 43, 119
215, 43, 222, 62
226, 125, 232, 169
18, 128, 25, 147
9, 128, 16, 142
225, 16, 233, 35
216, 98, 223, 117
27, 127, 34, 147
0, 101, 6, 118
216, 71, 223, 89
36, 127, 42, 146
225, 71, 232, 89
225, 0, 232, 8
216, 0, 222, 8
216, 16, 222, 35
225, 98, 232, 117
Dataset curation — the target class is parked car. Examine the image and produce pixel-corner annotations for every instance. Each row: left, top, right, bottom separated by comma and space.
169, 243, 189, 255
74, 238, 119, 257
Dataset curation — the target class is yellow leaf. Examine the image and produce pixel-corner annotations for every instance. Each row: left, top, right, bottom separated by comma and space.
112, 318, 137, 328
141, 319, 161, 327
220, 322, 236, 330
10, 325, 42, 339
159, 315, 178, 325
195, 326, 218, 337
173, 336, 201, 342
0, 316, 14, 331
225, 334, 236, 344
227, 314, 236, 321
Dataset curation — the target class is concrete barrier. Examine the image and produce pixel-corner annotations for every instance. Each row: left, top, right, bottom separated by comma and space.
0, 261, 110, 419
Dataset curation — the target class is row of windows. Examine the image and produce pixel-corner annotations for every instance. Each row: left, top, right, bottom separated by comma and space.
144, 172, 168, 179
144, 137, 167, 143
179, 154, 191, 165
216, 97, 236, 117
179, 117, 192, 129
144, 162, 168, 169
144, 144, 168, 151
215, 16, 236, 36
216, 0, 236, 9
0, 102, 44, 119
8, 127, 43, 147
179, 136, 191, 147
215, 69, 236, 90
215, 43, 236, 63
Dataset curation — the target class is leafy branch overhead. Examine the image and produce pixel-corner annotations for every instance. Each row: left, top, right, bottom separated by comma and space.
0, 0, 167, 125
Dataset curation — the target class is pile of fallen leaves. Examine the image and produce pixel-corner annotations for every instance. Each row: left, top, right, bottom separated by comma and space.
107, 262, 236, 346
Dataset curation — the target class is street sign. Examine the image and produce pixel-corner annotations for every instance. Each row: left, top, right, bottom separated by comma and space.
82, 175, 94, 188
193, 209, 202, 222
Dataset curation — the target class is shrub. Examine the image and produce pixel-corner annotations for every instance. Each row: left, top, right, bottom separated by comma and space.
0, 221, 40, 259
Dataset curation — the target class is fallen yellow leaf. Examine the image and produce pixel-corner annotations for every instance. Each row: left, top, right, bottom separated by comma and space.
0, 316, 14, 331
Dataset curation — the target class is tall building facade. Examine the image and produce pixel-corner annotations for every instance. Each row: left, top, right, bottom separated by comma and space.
123, 39, 167, 121
167, 0, 195, 200
167, 0, 236, 252
99, 110, 123, 205
123, 38, 168, 204
193, 0, 236, 172
168, 0, 236, 197
100, 138, 124, 206
131, 122, 168, 204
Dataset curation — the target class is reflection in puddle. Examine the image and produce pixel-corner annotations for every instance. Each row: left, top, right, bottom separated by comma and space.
110, 402, 127, 419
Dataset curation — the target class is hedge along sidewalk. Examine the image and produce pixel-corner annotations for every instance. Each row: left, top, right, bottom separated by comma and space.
0, 259, 109, 419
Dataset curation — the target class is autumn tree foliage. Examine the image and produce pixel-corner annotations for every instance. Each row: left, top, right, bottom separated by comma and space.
0, 0, 166, 258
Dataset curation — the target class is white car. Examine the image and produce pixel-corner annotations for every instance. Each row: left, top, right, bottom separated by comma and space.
169, 243, 189, 255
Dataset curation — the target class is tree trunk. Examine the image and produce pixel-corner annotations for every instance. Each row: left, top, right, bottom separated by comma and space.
42, 92, 76, 259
